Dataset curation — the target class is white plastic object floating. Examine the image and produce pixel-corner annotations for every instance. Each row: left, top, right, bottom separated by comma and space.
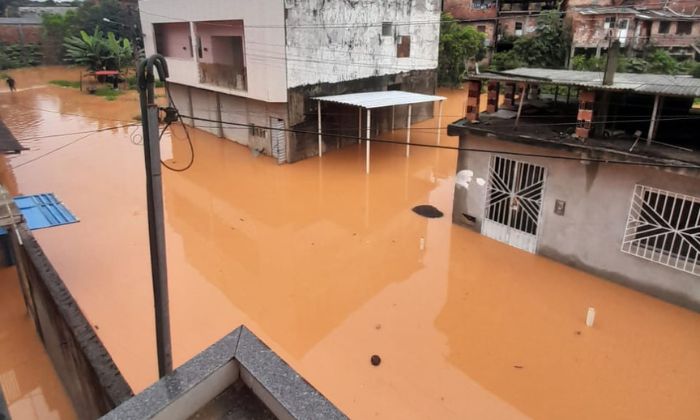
586, 307, 596, 327
419, 237, 425, 250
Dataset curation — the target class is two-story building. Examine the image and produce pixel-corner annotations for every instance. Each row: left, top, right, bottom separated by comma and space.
567, 0, 700, 61
449, 66, 700, 310
138, 0, 441, 163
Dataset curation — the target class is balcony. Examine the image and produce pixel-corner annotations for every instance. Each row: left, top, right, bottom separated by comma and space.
199, 62, 247, 91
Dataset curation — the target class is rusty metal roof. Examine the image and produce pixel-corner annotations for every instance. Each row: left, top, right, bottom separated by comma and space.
577, 7, 639, 15
470, 68, 700, 97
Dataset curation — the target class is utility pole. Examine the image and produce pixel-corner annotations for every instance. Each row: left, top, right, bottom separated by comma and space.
137, 55, 173, 378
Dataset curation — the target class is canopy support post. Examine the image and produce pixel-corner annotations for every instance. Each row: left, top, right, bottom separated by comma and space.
366, 109, 371, 174
437, 100, 444, 145
358, 107, 362, 144
406, 104, 413, 157
647, 94, 661, 145
317, 100, 322, 157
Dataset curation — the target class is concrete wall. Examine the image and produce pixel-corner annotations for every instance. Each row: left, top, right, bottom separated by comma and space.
169, 83, 287, 157
155, 22, 192, 59
9, 225, 133, 419
284, 0, 440, 88
452, 133, 700, 311
194, 20, 244, 65
139, 0, 287, 103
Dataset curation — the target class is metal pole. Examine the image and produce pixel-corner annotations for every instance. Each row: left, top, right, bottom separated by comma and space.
647, 94, 660, 145
436, 100, 444, 145
406, 104, 412, 157
138, 56, 173, 378
391, 105, 395, 131
358, 107, 362, 145
514, 84, 528, 129
317, 100, 323, 157
366, 109, 371, 174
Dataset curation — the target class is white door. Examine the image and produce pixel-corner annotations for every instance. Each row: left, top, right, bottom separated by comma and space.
270, 118, 287, 164
482, 155, 546, 253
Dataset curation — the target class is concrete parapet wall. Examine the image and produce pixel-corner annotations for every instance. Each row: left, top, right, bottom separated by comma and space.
10, 226, 133, 419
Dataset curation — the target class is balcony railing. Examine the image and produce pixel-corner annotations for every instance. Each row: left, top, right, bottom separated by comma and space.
199, 62, 247, 91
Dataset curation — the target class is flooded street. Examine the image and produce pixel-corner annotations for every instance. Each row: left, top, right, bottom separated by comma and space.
1, 66, 700, 419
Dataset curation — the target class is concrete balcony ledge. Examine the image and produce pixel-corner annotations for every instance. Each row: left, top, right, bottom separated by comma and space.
100, 326, 346, 420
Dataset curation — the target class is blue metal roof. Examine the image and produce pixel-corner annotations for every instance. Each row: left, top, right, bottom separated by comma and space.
13, 193, 78, 230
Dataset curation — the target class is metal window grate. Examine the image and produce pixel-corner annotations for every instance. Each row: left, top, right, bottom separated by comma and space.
622, 185, 700, 276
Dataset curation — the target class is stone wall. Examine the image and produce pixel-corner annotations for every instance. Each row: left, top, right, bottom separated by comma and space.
9, 226, 133, 420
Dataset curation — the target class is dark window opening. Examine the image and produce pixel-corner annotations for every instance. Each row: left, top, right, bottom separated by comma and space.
382, 22, 393, 37
397, 35, 411, 58
658, 21, 670, 34
477, 25, 486, 33
676, 21, 692, 35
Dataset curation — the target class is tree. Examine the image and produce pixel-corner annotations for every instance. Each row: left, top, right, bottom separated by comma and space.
512, 10, 570, 69
42, 11, 78, 64
438, 13, 486, 87
645, 49, 679, 75
63, 29, 133, 71
490, 50, 524, 71
74, 0, 141, 49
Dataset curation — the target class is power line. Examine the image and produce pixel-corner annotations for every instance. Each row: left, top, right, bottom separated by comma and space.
14, 123, 140, 142
180, 114, 700, 169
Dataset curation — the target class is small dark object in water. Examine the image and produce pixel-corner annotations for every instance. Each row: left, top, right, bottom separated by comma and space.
371, 355, 381, 366
513, 365, 523, 369
412, 205, 443, 218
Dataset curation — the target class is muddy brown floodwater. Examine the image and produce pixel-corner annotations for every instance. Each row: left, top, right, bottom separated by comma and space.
1, 66, 699, 419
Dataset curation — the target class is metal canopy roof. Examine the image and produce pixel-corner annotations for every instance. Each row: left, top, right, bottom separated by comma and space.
314, 90, 446, 109
470, 68, 700, 97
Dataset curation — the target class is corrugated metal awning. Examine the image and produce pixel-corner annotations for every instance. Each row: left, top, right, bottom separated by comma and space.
13, 193, 78, 230
313, 90, 446, 109
469, 68, 700, 97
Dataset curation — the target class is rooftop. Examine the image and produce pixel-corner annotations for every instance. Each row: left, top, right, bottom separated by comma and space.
470, 68, 700, 97
314, 90, 446, 109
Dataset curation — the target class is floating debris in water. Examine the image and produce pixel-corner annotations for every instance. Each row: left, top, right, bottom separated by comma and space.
371, 355, 381, 366
513, 365, 523, 369
412, 205, 444, 218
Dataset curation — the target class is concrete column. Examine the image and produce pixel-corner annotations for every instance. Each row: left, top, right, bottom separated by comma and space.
465, 80, 482, 122
503, 83, 516, 110
406, 104, 412, 157
486, 81, 499, 113
576, 89, 595, 139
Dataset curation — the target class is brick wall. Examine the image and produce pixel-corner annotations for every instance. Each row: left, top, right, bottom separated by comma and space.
0, 24, 41, 45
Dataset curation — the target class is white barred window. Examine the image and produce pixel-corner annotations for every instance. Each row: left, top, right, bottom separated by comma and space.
622, 185, 700, 276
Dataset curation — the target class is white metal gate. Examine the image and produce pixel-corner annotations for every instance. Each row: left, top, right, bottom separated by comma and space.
270, 118, 287, 164
482, 156, 546, 253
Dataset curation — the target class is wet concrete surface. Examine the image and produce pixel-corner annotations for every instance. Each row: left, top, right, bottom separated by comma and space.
0, 67, 699, 419
0, 267, 76, 420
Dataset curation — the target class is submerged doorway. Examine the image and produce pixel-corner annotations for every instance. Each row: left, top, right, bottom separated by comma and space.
482, 155, 546, 253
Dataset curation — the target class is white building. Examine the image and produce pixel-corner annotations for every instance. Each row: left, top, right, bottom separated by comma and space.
138, 0, 441, 163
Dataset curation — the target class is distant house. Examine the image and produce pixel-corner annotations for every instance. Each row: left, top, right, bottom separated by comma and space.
0, 16, 41, 45
17, 6, 78, 18
448, 66, 700, 310
569, 1, 700, 61
138, 0, 441, 163
443, 0, 700, 64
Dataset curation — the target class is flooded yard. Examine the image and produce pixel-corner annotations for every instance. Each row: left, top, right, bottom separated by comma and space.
1, 66, 699, 419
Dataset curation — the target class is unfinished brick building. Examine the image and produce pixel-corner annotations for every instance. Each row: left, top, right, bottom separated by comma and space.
443, 0, 700, 63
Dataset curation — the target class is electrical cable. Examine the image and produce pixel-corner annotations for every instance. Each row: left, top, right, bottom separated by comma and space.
158, 82, 195, 172
181, 114, 700, 169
